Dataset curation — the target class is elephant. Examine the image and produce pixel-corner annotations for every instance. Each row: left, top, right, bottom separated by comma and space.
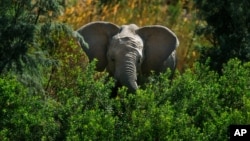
76, 21, 179, 93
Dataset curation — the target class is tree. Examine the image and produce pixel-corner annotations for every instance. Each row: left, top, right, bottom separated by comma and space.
0, 0, 74, 93
194, 0, 250, 72
0, 0, 70, 74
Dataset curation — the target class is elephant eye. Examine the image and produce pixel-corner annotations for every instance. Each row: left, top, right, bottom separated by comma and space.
111, 58, 115, 62
118, 28, 122, 33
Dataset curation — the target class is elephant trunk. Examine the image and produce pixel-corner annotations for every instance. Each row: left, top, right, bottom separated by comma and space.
115, 58, 138, 93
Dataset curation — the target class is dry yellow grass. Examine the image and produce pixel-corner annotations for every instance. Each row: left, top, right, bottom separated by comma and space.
58, 0, 204, 72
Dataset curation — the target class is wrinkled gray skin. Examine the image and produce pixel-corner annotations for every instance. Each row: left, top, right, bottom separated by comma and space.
77, 21, 179, 92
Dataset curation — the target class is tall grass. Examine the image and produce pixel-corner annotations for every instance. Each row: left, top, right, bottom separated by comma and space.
58, 0, 206, 72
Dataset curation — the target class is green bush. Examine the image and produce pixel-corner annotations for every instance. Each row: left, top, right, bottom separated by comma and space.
1, 59, 249, 140
110, 58, 250, 140
0, 76, 61, 140
56, 60, 116, 140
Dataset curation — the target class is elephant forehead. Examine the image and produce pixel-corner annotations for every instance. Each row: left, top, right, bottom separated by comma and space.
110, 35, 143, 56
112, 35, 143, 49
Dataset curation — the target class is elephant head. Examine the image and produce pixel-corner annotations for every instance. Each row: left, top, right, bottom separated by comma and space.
77, 21, 179, 92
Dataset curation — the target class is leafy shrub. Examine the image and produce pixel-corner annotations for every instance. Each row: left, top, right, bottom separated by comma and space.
110, 58, 250, 140
1, 59, 249, 140
55, 60, 116, 140
0, 76, 61, 140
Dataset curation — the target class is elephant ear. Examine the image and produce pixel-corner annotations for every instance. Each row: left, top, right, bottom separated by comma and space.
137, 25, 179, 74
77, 21, 120, 71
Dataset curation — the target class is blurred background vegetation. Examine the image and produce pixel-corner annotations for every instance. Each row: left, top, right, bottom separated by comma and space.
0, 0, 249, 140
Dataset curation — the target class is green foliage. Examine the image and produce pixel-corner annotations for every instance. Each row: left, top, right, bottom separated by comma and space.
0, 76, 61, 140
1, 58, 249, 140
194, 0, 250, 72
0, 0, 63, 73
0, 0, 75, 94
54, 60, 116, 140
